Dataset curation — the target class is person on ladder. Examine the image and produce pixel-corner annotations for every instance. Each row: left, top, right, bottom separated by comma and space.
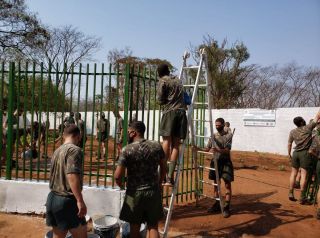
156, 64, 188, 186
195, 118, 234, 218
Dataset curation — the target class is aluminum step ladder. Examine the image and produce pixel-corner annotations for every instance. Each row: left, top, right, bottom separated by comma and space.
160, 49, 223, 238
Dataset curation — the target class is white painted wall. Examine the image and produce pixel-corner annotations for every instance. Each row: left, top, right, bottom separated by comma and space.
0, 179, 125, 217
21, 107, 319, 155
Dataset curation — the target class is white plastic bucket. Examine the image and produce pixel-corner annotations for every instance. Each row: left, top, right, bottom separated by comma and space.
93, 215, 120, 238
120, 222, 147, 238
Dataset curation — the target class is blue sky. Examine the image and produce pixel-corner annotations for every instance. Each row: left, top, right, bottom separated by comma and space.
26, 0, 320, 69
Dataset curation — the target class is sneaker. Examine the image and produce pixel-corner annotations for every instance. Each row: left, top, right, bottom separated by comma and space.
207, 202, 220, 213
288, 191, 297, 201
316, 209, 320, 220
223, 204, 231, 218
162, 177, 174, 187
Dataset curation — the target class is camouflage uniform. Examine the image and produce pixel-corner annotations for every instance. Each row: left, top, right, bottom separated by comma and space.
46, 143, 86, 230
116, 117, 123, 144
309, 129, 320, 185
288, 120, 317, 169
118, 139, 165, 225
96, 118, 110, 142
157, 75, 187, 139
64, 116, 75, 127
77, 119, 86, 147
207, 130, 234, 182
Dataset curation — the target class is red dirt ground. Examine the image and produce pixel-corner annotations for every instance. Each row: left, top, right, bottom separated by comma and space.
1, 151, 320, 238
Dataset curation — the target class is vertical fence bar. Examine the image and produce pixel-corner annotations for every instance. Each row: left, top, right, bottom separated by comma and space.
89, 63, 97, 186
112, 64, 120, 187
106, 63, 112, 184
84, 64, 90, 185
36, 63, 44, 181
141, 67, 146, 121
135, 65, 140, 121
122, 64, 130, 147
44, 62, 52, 181
6, 62, 15, 180
69, 64, 74, 113
0, 63, 4, 178
14, 62, 21, 179
52, 63, 59, 152
60, 64, 67, 146
29, 62, 36, 180
152, 76, 156, 140
146, 67, 151, 140
22, 62, 29, 179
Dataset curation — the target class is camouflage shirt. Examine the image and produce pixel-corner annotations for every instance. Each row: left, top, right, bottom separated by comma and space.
64, 116, 75, 127
77, 119, 86, 136
207, 130, 233, 159
157, 75, 186, 114
309, 129, 320, 159
288, 120, 317, 151
118, 139, 165, 191
49, 143, 83, 197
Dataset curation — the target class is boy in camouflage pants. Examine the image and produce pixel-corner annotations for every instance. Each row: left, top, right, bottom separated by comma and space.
115, 121, 166, 238
156, 64, 187, 186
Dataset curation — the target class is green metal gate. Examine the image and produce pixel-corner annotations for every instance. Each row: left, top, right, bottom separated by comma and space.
0, 61, 201, 203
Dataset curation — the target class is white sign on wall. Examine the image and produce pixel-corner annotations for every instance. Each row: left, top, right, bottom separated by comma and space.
243, 109, 276, 127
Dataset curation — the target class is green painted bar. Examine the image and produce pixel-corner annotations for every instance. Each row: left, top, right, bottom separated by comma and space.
83, 64, 90, 179
52, 63, 60, 152
105, 63, 112, 185
36, 63, 44, 181
6, 62, 15, 180
69, 64, 74, 113
89, 64, 97, 186
0, 63, 5, 178
60, 64, 67, 146
146, 67, 151, 139
29, 62, 36, 180
22, 62, 29, 179
14, 62, 21, 179
141, 67, 146, 121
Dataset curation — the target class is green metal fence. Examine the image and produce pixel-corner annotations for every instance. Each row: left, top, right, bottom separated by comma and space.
0, 61, 201, 203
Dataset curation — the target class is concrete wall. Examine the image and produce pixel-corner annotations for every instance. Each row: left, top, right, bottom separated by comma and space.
0, 179, 125, 217
18, 107, 319, 155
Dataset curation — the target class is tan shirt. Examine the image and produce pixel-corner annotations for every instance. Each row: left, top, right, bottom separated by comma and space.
157, 75, 186, 114
49, 143, 83, 196
288, 121, 317, 151
207, 130, 233, 159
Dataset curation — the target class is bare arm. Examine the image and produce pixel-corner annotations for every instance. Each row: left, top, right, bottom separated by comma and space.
114, 165, 126, 188
67, 173, 87, 218
314, 109, 320, 122
159, 158, 166, 186
288, 143, 292, 159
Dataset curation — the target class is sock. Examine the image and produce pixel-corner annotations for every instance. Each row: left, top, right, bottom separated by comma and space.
225, 201, 230, 207
168, 160, 177, 179
300, 189, 307, 199
289, 189, 294, 194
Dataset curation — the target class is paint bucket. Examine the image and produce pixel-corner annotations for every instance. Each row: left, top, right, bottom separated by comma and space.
93, 215, 119, 238
120, 222, 147, 238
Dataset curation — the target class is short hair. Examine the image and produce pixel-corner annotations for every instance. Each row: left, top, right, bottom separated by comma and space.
64, 124, 80, 137
157, 64, 170, 78
129, 121, 146, 135
225, 122, 230, 127
70, 112, 74, 117
101, 112, 105, 118
293, 116, 305, 127
215, 118, 225, 125
75, 112, 81, 118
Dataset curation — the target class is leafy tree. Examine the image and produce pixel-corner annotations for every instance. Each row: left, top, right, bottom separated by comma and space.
0, 0, 49, 61
191, 36, 255, 109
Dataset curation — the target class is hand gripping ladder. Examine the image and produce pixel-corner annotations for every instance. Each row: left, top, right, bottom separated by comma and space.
160, 49, 223, 238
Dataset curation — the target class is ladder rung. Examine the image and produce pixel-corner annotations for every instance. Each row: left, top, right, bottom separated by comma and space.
199, 194, 220, 201
195, 134, 211, 138
163, 207, 169, 211
200, 180, 218, 186
197, 151, 213, 155
183, 84, 207, 87
193, 102, 209, 105
199, 165, 215, 171
183, 66, 200, 69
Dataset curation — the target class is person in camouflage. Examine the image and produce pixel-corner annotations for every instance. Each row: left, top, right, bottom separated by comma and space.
195, 118, 234, 218
288, 110, 320, 204
45, 124, 87, 238
308, 124, 320, 219
64, 112, 76, 127
75, 112, 86, 149
115, 121, 166, 238
156, 64, 188, 186
96, 112, 110, 159
113, 111, 123, 159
